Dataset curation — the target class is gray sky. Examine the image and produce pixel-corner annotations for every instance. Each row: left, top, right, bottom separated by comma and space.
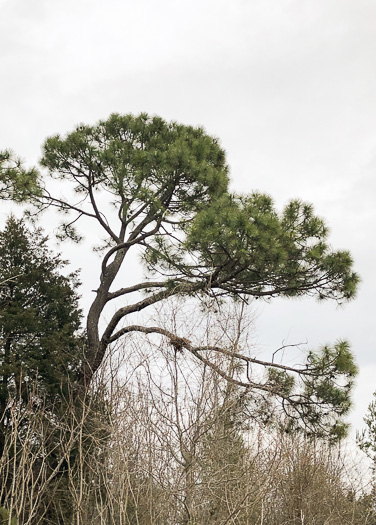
1, 0, 375, 433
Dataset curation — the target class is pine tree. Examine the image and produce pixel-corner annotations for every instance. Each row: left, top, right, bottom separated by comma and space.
1, 113, 360, 437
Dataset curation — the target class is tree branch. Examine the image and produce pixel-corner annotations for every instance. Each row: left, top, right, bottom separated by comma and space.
108, 324, 312, 378
106, 281, 168, 302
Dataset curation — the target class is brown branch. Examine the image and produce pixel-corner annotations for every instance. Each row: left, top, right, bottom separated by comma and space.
106, 281, 168, 302
107, 324, 311, 390
100, 220, 163, 276
87, 178, 119, 242
101, 282, 203, 344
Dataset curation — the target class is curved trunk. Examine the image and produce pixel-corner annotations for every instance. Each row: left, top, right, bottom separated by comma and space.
82, 248, 127, 385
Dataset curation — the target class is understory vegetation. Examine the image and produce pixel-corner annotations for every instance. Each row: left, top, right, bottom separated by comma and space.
0, 300, 374, 524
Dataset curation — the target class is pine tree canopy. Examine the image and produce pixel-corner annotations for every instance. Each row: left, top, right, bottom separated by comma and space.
0, 150, 39, 202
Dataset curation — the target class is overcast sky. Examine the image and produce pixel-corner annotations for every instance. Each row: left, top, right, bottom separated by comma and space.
1, 0, 375, 434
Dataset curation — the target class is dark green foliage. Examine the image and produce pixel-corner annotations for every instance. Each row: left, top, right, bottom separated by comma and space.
36, 113, 358, 307
268, 368, 295, 396
270, 341, 358, 441
40, 113, 229, 241
0, 216, 84, 520
0, 150, 39, 203
0, 506, 17, 525
0, 216, 82, 412
180, 194, 359, 302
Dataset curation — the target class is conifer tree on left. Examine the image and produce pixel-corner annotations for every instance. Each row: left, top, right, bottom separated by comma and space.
0, 216, 82, 452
